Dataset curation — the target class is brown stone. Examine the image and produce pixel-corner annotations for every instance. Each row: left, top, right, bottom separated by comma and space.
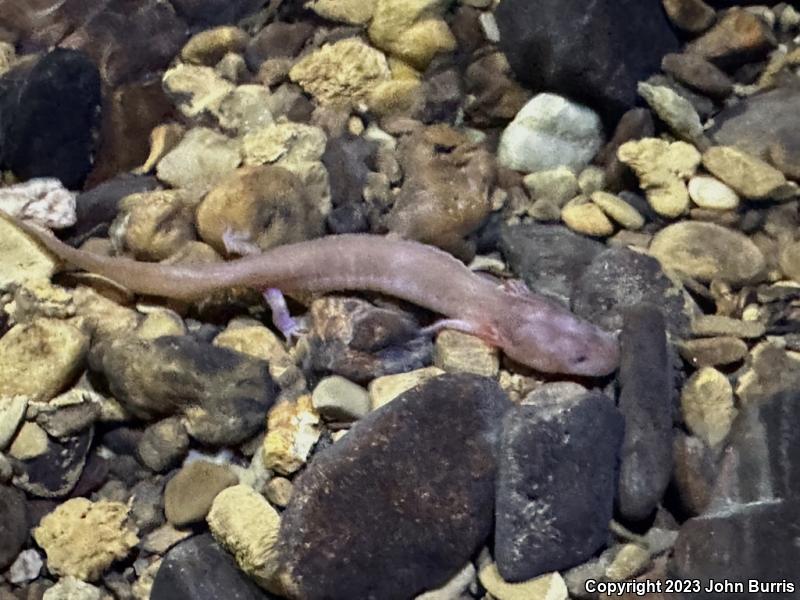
661, 0, 716, 33
678, 336, 748, 367
686, 8, 776, 69
661, 53, 733, 99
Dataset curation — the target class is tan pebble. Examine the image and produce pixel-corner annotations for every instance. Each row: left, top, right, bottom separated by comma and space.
478, 563, 568, 600
264, 477, 293, 508
681, 367, 737, 447
687, 175, 740, 210
180, 26, 249, 66
562, 196, 615, 237
678, 336, 748, 367
8, 422, 48, 460
135, 124, 185, 175
262, 395, 321, 475
368, 367, 445, 410
434, 330, 499, 377
591, 191, 645, 230
702, 146, 787, 200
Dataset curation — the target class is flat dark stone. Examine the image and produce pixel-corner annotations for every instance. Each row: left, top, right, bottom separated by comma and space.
495, 392, 624, 581
12, 427, 93, 498
276, 374, 511, 600
0, 485, 28, 570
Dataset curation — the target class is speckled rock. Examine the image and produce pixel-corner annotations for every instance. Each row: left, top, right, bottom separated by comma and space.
0, 215, 58, 289
274, 374, 511, 599
367, 367, 445, 410
0, 178, 76, 229
0, 319, 89, 402
33, 498, 138, 581
617, 138, 701, 218
181, 26, 249, 66
207, 484, 282, 590
433, 330, 499, 377
156, 127, 241, 191
637, 82, 704, 144
137, 418, 190, 473
479, 564, 568, 600
0, 484, 28, 570
687, 176, 740, 210
262, 395, 321, 475
162, 63, 235, 119
702, 146, 788, 201
311, 376, 370, 421
496, 392, 623, 581
264, 477, 293, 508
681, 367, 736, 447
368, 0, 456, 70
196, 165, 324, 256
498, 94, 604, 174
650, 221, 766, 284
164, 460, 239, 527
289, 38, 390, 107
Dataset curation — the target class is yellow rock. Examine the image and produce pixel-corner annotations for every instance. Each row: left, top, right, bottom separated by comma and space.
0, 214, 58, 290
9, 422, 49, 460
367, 367, 445, 410
591, 191, 645, 230
367, 78, 423, 116
478, 563, 568, 600
306, 0, 376, 24
681, 366, 737, 447
561, 196, 615, 237
262, 395, 321, 474
34, 498, 139, 581
702, 145, 788, 201
434, 329, 499, 377
180, 26, 249, 66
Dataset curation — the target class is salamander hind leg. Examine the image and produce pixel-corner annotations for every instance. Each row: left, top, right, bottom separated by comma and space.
263, 288, 307, 343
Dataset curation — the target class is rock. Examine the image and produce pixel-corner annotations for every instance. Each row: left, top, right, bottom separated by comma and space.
0, 484, 28, 569
433, 330, 499, 377
590, 191, 645, 230
0, 319, 89, 402
34, 392, 101, 440
478, 564, 568, 600
617, 138, 701, 218
245, 22, 313, 71
196, 165, 324, 255
522, 168, 579, 208
495, 0, 679, 122
687, 176, 740, 210
181, 26, 249, 66
672, 431, 716, 516
164, 460, 239, 527
7, 549, 43, 585
367, 367, 445, 410
156, 127, 241, 192
561, 197, 615, 237
94, 336, 278, 444
264, 477, 293, 508
212, 85, 275, 135
0, 49, 100, 189
207, 484, 282, 590
311, 376, 371, 421
500, 223, 604, 306
678, 336, 749, 367
572, 247, 692, 337
308, 0, 375, 24
9, 422, 49, 460
0, 179, 76, 229
690, 315, 765, 339
637, 82, 704, 144
137, 418, 190, 473
646, 73, 715, 122
129, 477, 166, 532
42, 577, 104, 600
274, 374, 511, 599
681, 367, 736, 447
151, 533, 276, 600
701, 146, 788, 201
0, 396, 27, 450
170, 0, 262, 26
780, 239, 800, 282
322, 134, 377, 233
305, 296, 433, 384
289, 38, 390, 107
737, 342, 800, 405
617, 305, 674, 521
649, 221, 766, 284
12, 428, 93, 498
495, 392, 623, 581
162, 63, 236, 119
497, 94, 604, 173
368, 0, 456, 70
0, 215, 58, 288
463, 51, 530, 127
662, 0, 716, 33
598, 108, 655, 193
686, 7, 776, 69
262, 395, 321, 475
661, 53, 733, 100
33, 498, 138, 581
140, 523, 193, 555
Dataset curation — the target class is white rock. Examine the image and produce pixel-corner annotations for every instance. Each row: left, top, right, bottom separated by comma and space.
497, 93, 604, 174
688, 175, 740, 210
0, 179, 77, 229
8, 549, 43, 584
479, 13, 500, 43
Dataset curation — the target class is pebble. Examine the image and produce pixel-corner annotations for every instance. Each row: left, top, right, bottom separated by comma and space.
0, 216, 58, 289
262, 395, 321, 475
561, 197, 615, 237
661, 52, 733, 99
686, 7, 776, 68
9, 422, 49, 460
180, 26, 249, 66
33, 498, 139, 581
681, 367, 737, 447
42, 577, 104, 600
478, 564, 568, 600
245, 22, 314, 71
307, 0, 375, 24
687, 175, 740, 210
0, 396, 28, 450
115, 189, 196, 261
164, 460, 239, 527
522, 167, 579, 207
135, 307, 187, 340
311, 376, 371, 421
264, 477, 293, 508
207, 484, 282, 591
637, 82, 704, 144
678, 336, 749, 367
605, 544, 651, 581
497, 93, 604, 174
702, 145, 788, 201
779, 239, 800, 283
590, 191, 645, 230
0, 484, 28, 570
577, 166, 606, 195
433, 329, 499, 377
212, 85, 275, 135
0, 178, 77, 230
140, 523, 193, 555
7, 549, 43, 585
367, 367, 445, 410
662, 0, 715, 33
0, 319, 89, 402
162, 63, 235, 119
156, 127, 242, 192
649, 221, 766, 284
137, 418, 190, 473
690, 315, 765, 339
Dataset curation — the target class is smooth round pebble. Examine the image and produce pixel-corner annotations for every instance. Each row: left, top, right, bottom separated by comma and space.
164, 461, 239, 527
681, 367, 737, 447
591, 191, 645, 230
688, 176, 740, 210
311, 376, 370, 421
561, 197, 615, 237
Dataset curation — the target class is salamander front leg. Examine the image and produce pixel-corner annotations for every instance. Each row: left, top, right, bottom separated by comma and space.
263, 288, 307, 343
421, 318, 503, 346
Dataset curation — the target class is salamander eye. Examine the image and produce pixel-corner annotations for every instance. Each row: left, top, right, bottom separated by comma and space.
573, 354, 588, 365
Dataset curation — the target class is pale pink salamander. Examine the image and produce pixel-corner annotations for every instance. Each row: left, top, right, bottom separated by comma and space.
10, 216, 620, 376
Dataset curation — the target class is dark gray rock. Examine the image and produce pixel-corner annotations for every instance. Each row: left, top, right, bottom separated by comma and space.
152, 533, 276, 600
322, 134, 377, 234
0, 49, 100, 189
276, 374, 511, 600
36, 401, 100, 439
12, 427, 93, 498
495, 0, 680, 122
616, 304, 675, 521
69, 452, 109, 498
671, 431, 716, 517
130, 477, 166, 533
93, 336, 278, 446
495, 392, 624, 582
500, 223, 604, 307
170, 0, 263, 26
670, 499, 800, 600
661, 53, 734, 100
0, 485, 28, 570
305, 297, 433, 384
418, 65, 463, 125
245, 22, 314, 71
572, 247, 692, 337
137, 418, 190, 473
